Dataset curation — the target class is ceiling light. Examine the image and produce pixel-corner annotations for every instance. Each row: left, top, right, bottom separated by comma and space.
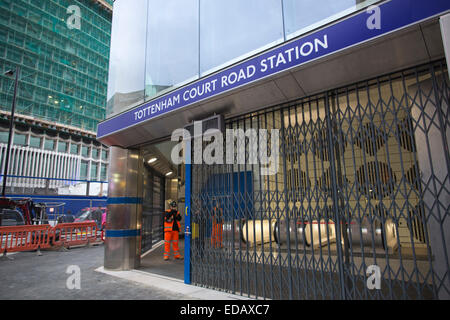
148, 157, 157, 164
165, 171, 173, 176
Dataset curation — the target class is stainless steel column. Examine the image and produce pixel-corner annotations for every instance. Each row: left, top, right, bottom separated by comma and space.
104, 146, 143, 270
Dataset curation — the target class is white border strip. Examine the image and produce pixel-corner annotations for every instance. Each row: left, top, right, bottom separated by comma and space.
140, 239, 164, 258
95, 266, 253, 300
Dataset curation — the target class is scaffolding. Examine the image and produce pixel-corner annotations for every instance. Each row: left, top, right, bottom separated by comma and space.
0, 0, 112, 132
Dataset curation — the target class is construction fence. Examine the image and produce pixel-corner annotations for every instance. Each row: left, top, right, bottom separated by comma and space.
0, 221, 102, 255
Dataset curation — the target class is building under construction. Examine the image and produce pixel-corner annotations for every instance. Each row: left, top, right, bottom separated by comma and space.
0, 0, 112, 201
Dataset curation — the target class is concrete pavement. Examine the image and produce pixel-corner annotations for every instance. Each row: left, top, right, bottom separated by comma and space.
0, 244, 249, 300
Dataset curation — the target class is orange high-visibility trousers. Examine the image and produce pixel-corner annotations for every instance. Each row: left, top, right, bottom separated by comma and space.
211, 219, 223, 248
164, 230, 181, 260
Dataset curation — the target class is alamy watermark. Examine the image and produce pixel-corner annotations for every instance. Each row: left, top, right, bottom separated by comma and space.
66, 5, 81, 30
366, 5, 381, 30
366, 265, 381, 290
66, 265, 81, 290
170, 122, 280, 176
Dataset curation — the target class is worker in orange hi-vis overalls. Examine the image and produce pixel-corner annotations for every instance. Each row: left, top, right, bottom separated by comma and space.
211, 200, 223, 248
164, 201, 183, 261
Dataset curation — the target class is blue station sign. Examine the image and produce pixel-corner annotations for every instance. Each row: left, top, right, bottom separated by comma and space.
97, 0, 450, 139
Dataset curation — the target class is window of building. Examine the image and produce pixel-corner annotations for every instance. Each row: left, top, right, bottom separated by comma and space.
58, 141, 68, 153
90, 162, 98, 180
29, 136, 42, 148
80, 161, 89, 180
0, 131, 9, 143
100, 163, 107, 181
44, 139, 55, 151
70, 143, 79, 155
92, 148, 99, 159
101, 149, 108, 161
81, 145, 90, 157
14, 133, 27, 146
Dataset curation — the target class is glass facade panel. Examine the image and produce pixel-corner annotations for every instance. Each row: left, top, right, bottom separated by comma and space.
44, 138, 55, 150
92, 148, 99, 159
145, 0, 199, 100
101, 149, 108, 161
57, 141, 67, 153
29, 136, 42, 148
0, 131, 9, 143
90, 162, 98, 180
70, 143, 79, 155
80, 160, 88, 180
100, 163, 107, 180
81, 145, 90, 157
282, 0, 378, 40
106, 0, 148, 116
199, 0, 284, 75
13, 133, 27, 145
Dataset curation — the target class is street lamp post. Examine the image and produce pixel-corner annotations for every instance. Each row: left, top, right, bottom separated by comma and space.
2, 66, 20, 197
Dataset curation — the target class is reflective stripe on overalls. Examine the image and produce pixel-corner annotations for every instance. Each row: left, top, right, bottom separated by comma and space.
164, 210, 181, 259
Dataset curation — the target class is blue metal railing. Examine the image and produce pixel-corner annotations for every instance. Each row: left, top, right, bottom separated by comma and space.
0, 174, 108, 219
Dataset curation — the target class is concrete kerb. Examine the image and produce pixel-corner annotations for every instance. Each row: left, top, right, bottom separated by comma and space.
95, 266, 254, 300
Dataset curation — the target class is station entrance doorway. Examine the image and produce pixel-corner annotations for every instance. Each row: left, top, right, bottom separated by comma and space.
139, 140, 185, 280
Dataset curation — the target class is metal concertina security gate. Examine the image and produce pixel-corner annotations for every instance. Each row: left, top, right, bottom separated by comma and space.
188, 60, 450, 300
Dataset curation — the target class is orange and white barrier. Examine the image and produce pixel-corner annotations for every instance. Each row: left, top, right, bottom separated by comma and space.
0, 224, 54, 254
0, 221, 102, 255
53, 222, 100, 247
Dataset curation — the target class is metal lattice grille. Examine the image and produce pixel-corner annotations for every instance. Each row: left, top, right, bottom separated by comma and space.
189, 60, 450, 300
